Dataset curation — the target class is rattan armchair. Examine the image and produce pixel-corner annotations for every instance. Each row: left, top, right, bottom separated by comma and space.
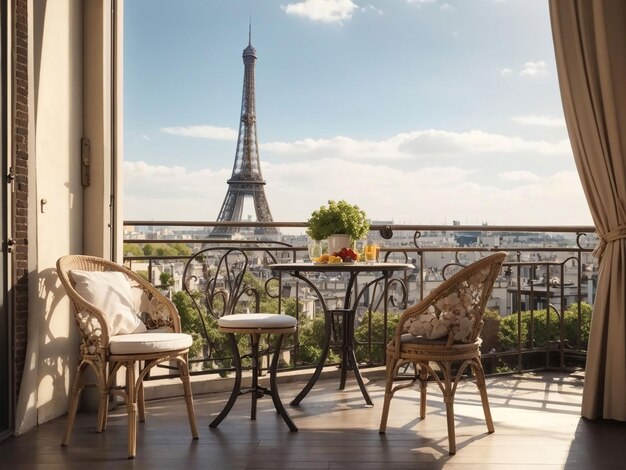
57, 255, 199, 459
379, 251, 507, 454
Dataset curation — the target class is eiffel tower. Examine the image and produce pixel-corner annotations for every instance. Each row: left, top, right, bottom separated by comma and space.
212, 27, 278, 237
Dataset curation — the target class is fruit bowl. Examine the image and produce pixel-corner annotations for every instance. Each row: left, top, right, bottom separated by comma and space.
312, 248, 359, 264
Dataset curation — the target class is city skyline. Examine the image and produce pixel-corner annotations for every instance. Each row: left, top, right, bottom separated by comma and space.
123, 0, 593, 226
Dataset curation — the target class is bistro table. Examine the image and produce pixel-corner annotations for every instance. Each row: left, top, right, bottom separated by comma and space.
269, 262, 414, 406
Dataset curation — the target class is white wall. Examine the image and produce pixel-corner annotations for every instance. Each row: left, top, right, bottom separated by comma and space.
16, 0, 118, 433
15, 0, 84, 433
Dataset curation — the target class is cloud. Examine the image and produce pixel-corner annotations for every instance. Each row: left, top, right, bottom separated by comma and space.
124, 160, 187, 177
261, 129, 571, 161
440, 3, 454, 10
498, 170, 541, 183
512, 114, 566, 127
521, 61, 547, 76
407, 0, 437, 5
363, 4, 383, 15
261, 134, 412, 160
282, 0, 358, 23
140, 134, 151, 141
500, 67, 513, 75
161, 125, 237, 140
123, 161, 230, 220
397, 129, 571, 156
123, 159, 592, 226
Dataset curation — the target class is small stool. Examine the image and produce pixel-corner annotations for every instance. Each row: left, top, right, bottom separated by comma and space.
209, 313, 298, 431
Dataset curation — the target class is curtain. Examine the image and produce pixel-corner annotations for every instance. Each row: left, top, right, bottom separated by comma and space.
550, 0, 626, 421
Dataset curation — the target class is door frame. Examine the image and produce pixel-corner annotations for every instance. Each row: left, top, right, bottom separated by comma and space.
0, 0, 14, 443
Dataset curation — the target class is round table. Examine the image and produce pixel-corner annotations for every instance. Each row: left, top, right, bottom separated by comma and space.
270, 262, 414, 406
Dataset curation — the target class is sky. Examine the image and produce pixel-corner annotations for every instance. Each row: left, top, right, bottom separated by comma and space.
123, 0, 593, 227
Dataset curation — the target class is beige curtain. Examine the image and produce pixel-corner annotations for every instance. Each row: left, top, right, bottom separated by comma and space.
550, 0, 626, 421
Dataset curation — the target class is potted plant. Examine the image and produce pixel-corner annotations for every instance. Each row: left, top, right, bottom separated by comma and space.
306, 200, 370, 254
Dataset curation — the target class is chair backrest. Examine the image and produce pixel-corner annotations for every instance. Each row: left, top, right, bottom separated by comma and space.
400, 252, 507, 345
57, 255, 180, 356
182, 247, 268, 321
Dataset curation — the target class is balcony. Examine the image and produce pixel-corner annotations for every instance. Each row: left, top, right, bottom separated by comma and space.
2, 371, 624, 467
123, 221, 597, 380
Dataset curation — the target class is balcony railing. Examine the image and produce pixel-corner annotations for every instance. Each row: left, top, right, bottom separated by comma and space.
123, 220, 596, 378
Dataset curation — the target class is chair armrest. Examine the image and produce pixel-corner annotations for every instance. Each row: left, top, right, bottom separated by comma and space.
75, 309, 107, 356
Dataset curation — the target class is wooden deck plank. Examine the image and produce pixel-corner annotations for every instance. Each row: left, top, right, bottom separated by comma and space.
0, 371, 624, 469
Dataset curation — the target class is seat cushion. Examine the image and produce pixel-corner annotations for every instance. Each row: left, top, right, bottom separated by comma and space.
109, 332, 192, 355
218, 313, 297, 329
71, 270, 147, 335
401, 333, 448, 345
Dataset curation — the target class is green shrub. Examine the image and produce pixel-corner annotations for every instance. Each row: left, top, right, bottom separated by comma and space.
355, 311, 400, 364
498, 302, 592, 351
296, 314, 339, 365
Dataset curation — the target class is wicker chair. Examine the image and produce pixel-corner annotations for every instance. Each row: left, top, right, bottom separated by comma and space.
379, 251, 507, 454
57, 255, 199, 459
182, 247, 298, 431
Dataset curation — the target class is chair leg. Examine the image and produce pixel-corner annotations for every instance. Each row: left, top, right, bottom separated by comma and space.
441, 362, 456, 455
62, 361, 88, 446
250, 334, 260, 420
378, 355, 397, 433
268, 334, 298, 432
126, 362, 138, 459
178, 353, 199, 439
419, 363, 428, 419
98, 362, 117, 432
445, 398, 456, 455
210, 333, 242, 428
138, 379, 146, 423
472, 359, 495, 434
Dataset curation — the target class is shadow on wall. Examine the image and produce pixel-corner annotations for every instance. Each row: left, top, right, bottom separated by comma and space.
16, 266, 77, 433
37, 267, 78, 421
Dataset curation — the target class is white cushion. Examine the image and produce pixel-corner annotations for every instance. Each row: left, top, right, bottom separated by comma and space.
218, 313, 297, 329
109, 332, 192, 355
71, 270, 147, 336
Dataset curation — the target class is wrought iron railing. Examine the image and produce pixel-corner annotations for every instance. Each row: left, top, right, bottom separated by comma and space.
123, 220, 596, 378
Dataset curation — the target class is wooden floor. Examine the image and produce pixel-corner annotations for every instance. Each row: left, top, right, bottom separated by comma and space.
1, 371, 625, 469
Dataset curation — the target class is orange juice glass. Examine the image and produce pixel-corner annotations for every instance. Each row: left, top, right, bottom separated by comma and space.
364, 243, 379, 263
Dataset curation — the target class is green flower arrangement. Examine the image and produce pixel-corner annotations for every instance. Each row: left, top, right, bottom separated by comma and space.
306, 200, 370, 241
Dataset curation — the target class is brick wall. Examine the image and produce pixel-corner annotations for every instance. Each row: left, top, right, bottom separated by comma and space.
13, 0, 28, 400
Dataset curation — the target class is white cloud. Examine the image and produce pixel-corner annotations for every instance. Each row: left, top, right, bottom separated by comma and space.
363, 4, 383, 15
161, 125, 237, 140
282, 0, 358, 23
407, 0, 437, 5
500, 67, 513, 75
260, 129, 571, 160
261, 134, 412, 160
123, 161, 230, 220
440, 3, 454, 10
140, 134, 151, 141
261, 129, 571, 161
512, 114, 566, 127
123, 159, 592, 226
124, 160, 187, 177
397, 129, 571, 156
521, 61, 547, 76
499, 170, 541, 183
